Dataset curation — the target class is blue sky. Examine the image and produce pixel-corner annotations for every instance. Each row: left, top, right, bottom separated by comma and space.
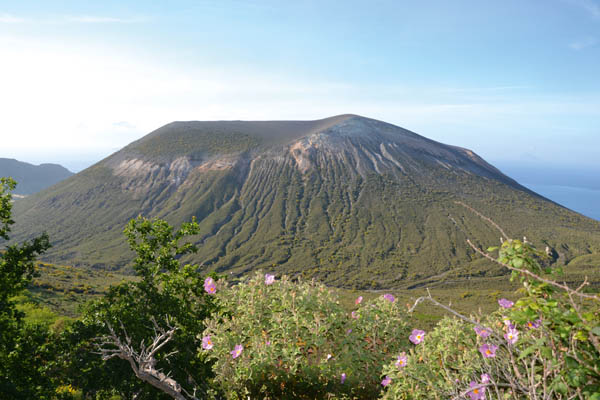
1, 0, 599, 173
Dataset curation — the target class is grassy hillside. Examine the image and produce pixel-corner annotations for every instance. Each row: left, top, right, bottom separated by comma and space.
178, 163, 600, 289
26, 262, 135, 316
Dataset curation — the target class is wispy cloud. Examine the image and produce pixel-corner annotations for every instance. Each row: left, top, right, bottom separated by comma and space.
62, 15, 150, 24
565, 0, 600, 19
443, 85, 531, 93
0, 13, 149, 24
0, 13, 26, 23
569, 36, 598, 50
112, 121, 136, 130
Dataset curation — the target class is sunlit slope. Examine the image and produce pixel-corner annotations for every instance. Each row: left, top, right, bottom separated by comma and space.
11, 115, 600, 288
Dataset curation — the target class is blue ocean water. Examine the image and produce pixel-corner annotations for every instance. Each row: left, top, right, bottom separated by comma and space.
522, 183, 600, 221
494, 162, 600, 221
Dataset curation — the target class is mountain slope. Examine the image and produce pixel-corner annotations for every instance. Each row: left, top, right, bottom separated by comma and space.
10, 115, 600, 288
0, 158, 73, 195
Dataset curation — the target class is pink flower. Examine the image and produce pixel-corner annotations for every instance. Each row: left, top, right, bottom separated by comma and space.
264, 274, 275, 285
479, 343, 498, 358
204, 283, 216, 294
231, 344, 243, 359
351, 311, 358, 319
394, 352, 408, 368
502, 318, 515, 330
201, 336, 213, 350
204, 277, 216, 294
355, 296, 363, 305
381, 376, 391, 387
481, 373, 490, 384
409, 329, 426, 344
474, 325, 491, 338
341, 373, 346, 384
527, 319, 541, 329
504, 328, 519, 345
498, 298, 514, 308
383, 293, 395, 303
468, 381, 486, 400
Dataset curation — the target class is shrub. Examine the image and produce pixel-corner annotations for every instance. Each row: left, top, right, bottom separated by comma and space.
379, 235, 600, 399
202, 272, 411, 399
380, 316, 484, 399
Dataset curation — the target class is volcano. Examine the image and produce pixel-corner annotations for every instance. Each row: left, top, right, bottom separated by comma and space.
11, 115, 600, 288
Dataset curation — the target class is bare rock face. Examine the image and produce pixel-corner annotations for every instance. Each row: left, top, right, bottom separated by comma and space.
282, 116, 514, 186
10, 115, 600, 288
112, 157, 195, 196
105, 114, 516, 194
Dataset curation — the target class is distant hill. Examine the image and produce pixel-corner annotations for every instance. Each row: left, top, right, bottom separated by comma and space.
0, 158, 73, 195
10, 115, 600, 289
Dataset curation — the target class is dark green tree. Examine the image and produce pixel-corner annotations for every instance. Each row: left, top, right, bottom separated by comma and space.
0, 177, 53, 398
65, 216, 220, 399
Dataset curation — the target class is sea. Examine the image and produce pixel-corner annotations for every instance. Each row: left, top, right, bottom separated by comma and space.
522, 183, 600, 221
495, 163, 600, 221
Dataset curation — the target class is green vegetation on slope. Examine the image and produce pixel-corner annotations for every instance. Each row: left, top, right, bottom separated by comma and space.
185, 163, 600, 290
126, 124, 261, 159
28, 262, 135, 316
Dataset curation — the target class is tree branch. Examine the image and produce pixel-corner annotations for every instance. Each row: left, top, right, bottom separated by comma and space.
455, 201, 509, 240
94, 318, 196, 400
466, 239, 599, 302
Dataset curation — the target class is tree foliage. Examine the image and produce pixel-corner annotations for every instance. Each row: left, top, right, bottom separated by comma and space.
65, 215, 220, 399
0, 177, 53, 398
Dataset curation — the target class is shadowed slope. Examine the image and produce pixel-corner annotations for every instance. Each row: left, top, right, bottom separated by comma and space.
0, 158, 73, 195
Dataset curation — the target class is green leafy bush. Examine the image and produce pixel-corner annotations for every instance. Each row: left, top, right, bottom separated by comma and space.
380, 316, 484, 399
202, 272, 411, 399
380, 237, 600, 399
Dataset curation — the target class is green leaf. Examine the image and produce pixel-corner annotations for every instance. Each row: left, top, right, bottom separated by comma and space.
553, 381, 568, 395
512, 257, 525, 269
518, 344, 539, 360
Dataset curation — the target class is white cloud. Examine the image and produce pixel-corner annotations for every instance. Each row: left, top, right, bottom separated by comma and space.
569, 36, 598, 50
441, 86, 531, 93
0, 13, 26, 23
0, 13, 149, 25
1, 35, 599, 171
62, 15, 150, 23
112, 121, 137, 129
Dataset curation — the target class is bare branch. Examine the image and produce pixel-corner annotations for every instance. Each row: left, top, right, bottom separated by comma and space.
408, 289, 505, 342
455, 201, 509, 240
94, 318, 198, 400
466, 239, 600, 302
